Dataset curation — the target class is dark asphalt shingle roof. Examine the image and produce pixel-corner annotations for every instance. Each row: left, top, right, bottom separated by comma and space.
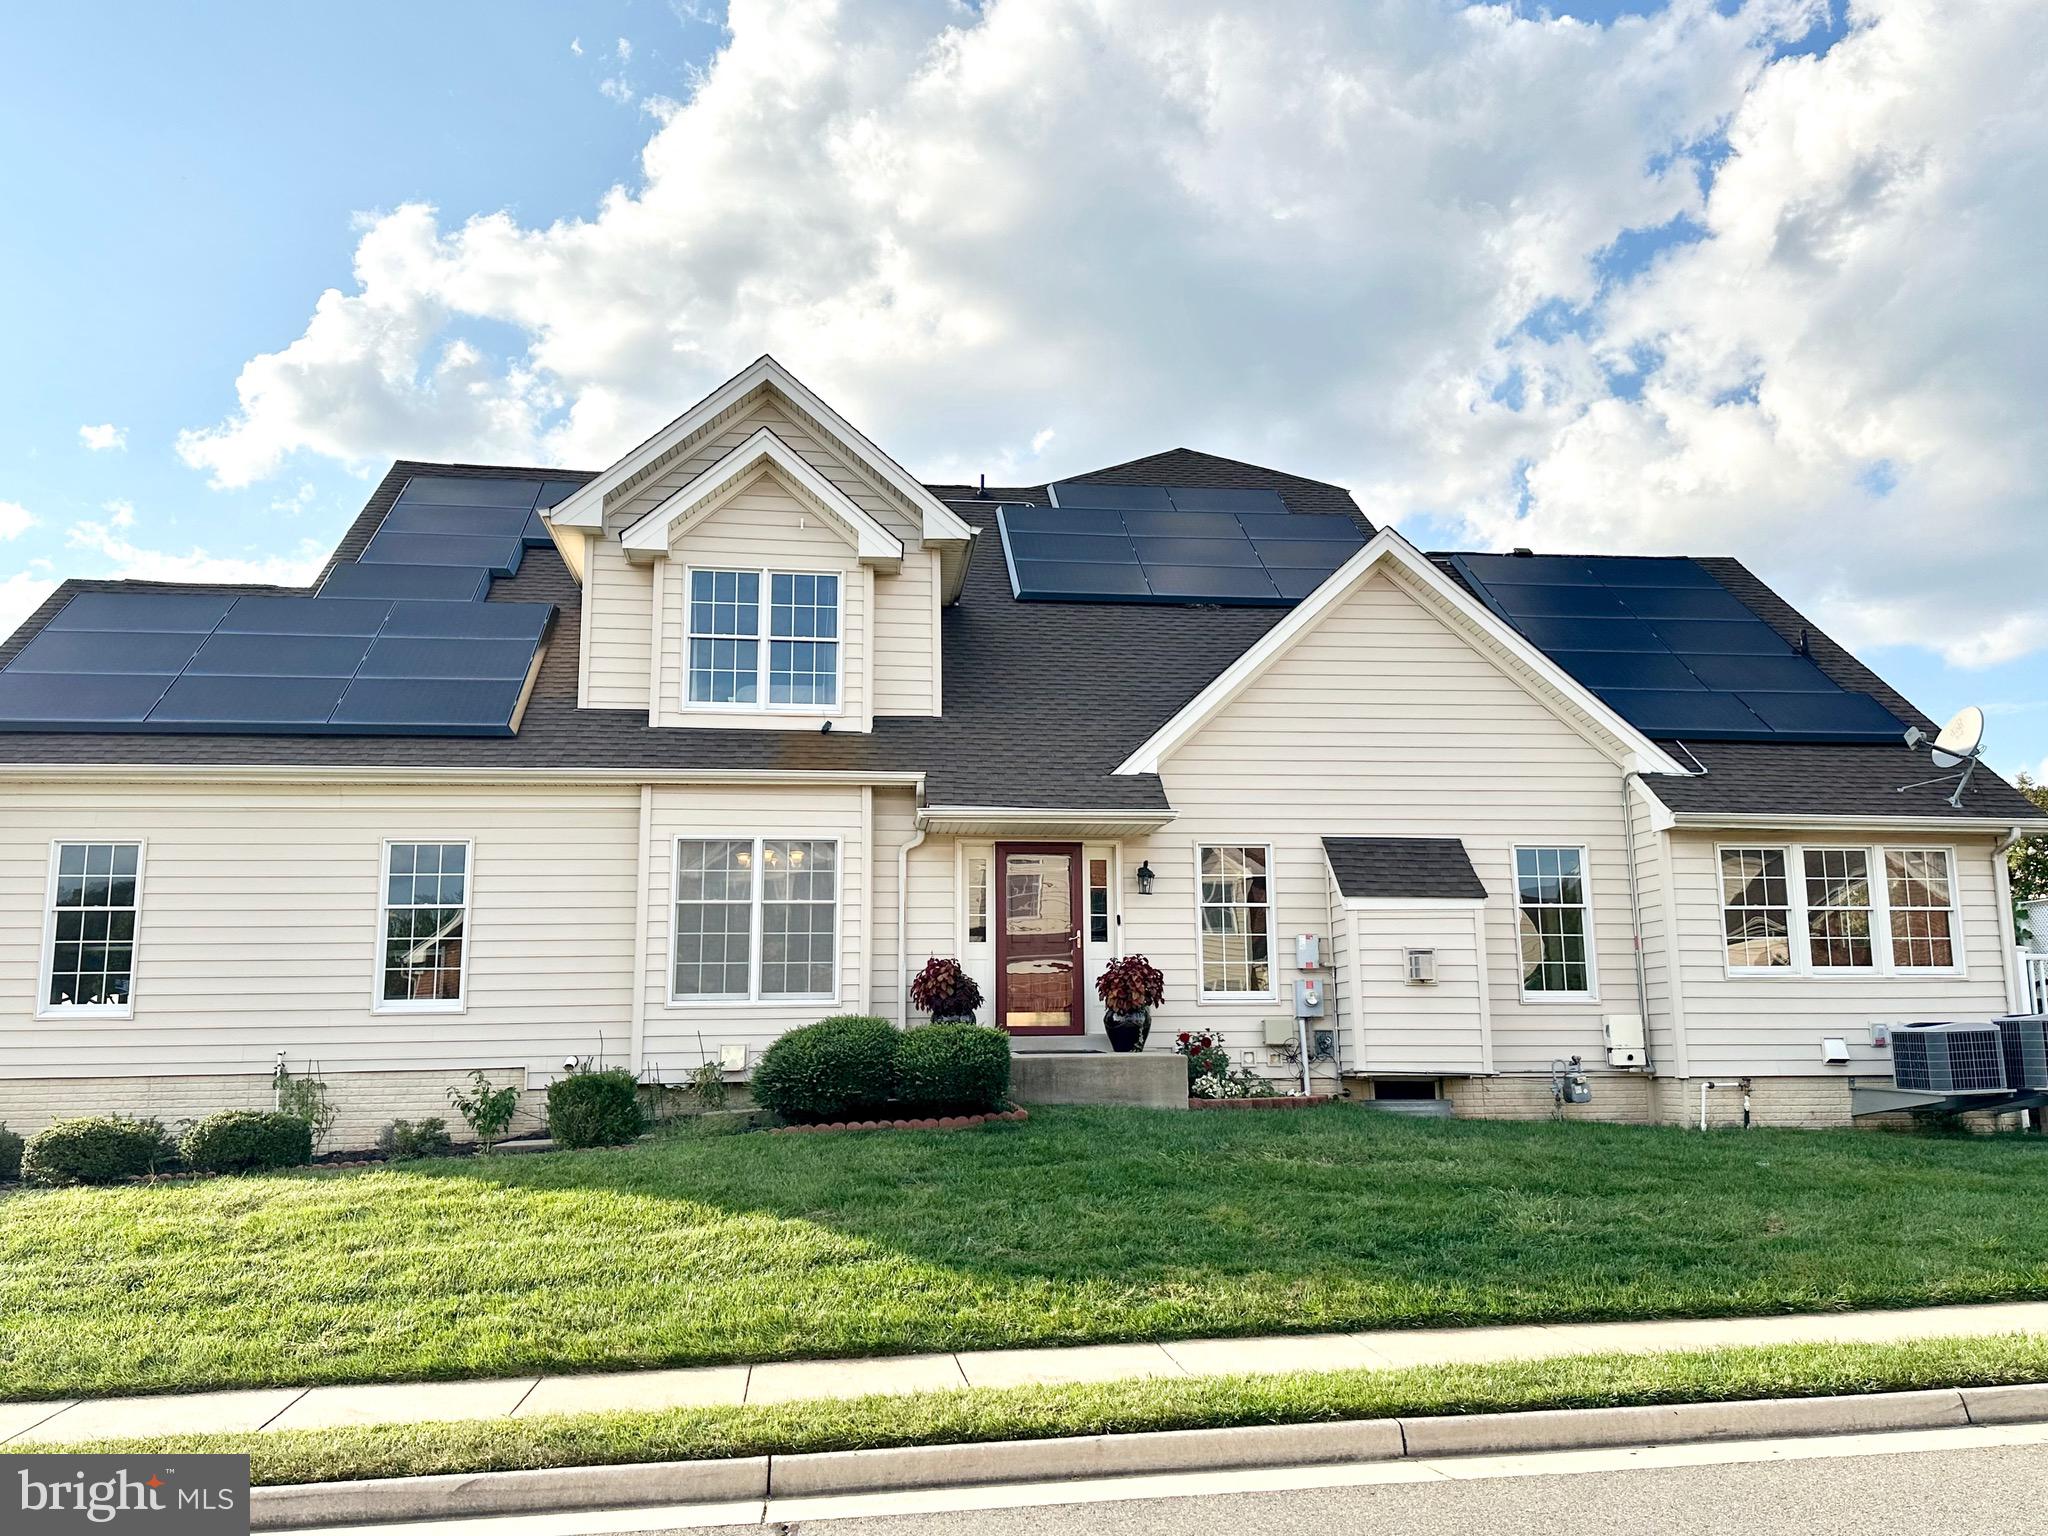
1323, 837, 1489, 901
2, 453, 2039, 826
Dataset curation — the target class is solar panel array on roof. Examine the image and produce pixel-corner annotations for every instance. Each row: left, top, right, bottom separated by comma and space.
1001, 488, 1365, 606
1448, 553, 1906, 743
0, 473, 561, 736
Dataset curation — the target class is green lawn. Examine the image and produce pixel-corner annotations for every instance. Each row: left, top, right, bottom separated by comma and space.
23, 1335, 2048, 1486
2, 1104, 2045, 1401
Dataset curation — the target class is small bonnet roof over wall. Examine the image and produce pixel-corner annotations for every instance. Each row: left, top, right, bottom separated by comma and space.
0, 474, 559, 737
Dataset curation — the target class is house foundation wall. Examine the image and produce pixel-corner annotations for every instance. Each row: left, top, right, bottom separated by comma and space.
0, 1069, 541, 1152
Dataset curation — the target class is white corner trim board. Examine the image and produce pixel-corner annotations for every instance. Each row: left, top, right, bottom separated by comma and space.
1113, 528, 1690, 780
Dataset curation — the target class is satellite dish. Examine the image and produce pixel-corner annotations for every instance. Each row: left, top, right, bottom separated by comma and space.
1930, 706, 1985, 769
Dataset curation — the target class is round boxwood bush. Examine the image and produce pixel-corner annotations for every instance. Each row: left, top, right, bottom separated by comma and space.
751, 1014, 901, 1123
22, 1115, 173, 1186
547, 1068, 646, 1148
898, 1022, 1011, 1113
178, 1110, 315, 1175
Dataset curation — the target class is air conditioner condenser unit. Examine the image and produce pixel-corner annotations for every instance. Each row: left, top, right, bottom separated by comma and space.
1891, 1022, 2007, 1094
1996, 1015, 2048, 1090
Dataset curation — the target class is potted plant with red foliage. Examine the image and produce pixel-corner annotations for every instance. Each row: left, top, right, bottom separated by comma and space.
909, 956, 985, 1024
1095, 954, 1165, 1053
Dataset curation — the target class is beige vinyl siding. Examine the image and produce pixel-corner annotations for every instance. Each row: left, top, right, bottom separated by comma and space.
1666, 829, 2012, 1076
657, 468, 868, 730
1346, 904, 1488, 1075
583, 536, 655, 709
640, 783, 868, 1066
1631, 784, 1680, 1074
865, 790, 957, 1022
872, 548, 939, 716
0, 783, 639, 1080
1126, 567, 1640, 1076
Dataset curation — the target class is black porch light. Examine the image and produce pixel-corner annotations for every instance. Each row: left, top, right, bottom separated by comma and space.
1135, 859, 1155, 896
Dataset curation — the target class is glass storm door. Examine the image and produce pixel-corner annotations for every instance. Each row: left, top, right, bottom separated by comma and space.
996, 843, 1085, 1035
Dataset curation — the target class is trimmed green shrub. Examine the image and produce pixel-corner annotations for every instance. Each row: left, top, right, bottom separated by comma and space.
0, 1122, 22, 1181
547, 1068, 646, 1148
22, 1115, 173, 1186
179, 1110, 315, 1175
751, 1014, 901, 1123
380, 1117, 453, 1159
898, 1023, 1011, 1113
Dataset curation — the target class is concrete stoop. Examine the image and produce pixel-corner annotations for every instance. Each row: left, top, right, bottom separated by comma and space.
247, 1382, 2048, 1529
1008, 1048, 1188, 1110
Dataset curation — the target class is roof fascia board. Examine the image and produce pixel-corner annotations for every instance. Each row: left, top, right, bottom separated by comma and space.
619, 428, 904, 565
1667, 812, 2044, 833
917, 805, 1177, 825
551, 355, 976, 546
1113, 529, 1689, 778
0, 764, 928, 788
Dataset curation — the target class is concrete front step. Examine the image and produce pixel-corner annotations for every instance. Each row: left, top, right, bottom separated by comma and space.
1008, 1049, 1188, 1109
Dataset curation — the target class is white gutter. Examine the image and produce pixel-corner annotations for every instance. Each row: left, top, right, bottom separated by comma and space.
897, 824, 927, 1030
0, 764, 928, 788
1670, 812, 2048, 834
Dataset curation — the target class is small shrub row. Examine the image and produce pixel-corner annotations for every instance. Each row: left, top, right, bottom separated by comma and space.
178, 1110, 314, 1174
0, 1121, 22, 1181
380, 1116, 452, 1159
20, 1115, 176, 1185
751, 1015, 1011, 1123
546, 1067, 645, 1149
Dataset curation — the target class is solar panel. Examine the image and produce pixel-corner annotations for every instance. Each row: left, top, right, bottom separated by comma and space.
318, 563, 493, 603
217, 596, 391, 635
1166, 487, 1288, 514
358, 637, 538, 682
151, 674, 352, 726
395, 476, 542, 510
0, 672, 172, 724
535, 480, 584, 509
1245, 536, 1368, 571
1004, 529, 1135, 564
359, 529, 525, 576
378, 504, 531, 540
1048, 482, 1175, 511
185, 632, 370, 677
1142, 565, 1289, 604
522, 510, 552, 548
1009, 559, 1153, 602
999, 503, 1364, 606
330, 678, 527, 732
1448, 553, 1907, 743
45, 592, 236, 633
1121, 509, 1247, 539
1131, 535, 1261, 569
8, 629, 205, 675
381, 600, 552, 639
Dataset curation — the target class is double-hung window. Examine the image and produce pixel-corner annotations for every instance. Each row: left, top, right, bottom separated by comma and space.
672, 837, 838, 1002
1198, 844, 1273, 998
379, 841, 470, 1009
1718, 843, 1958, 975
686, 569, 839, 710
1515, 846, 1594, 997
43, 841, 142, 1014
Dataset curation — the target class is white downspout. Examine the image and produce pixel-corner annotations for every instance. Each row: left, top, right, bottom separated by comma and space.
1699, 1079, 1721, 1132
629, 784, 653, 1076
1619, 770, 1656, 1076
897, 823, 928, 1029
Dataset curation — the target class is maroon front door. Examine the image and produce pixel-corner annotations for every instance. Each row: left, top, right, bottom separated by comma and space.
995, 843, 1085, 1035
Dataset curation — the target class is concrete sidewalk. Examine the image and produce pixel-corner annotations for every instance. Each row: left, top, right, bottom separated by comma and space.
3, 1300, 2044, 1449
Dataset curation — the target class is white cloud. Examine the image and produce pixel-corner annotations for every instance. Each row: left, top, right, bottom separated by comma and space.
0, 500, 33, 541
78, 423, 126, 452
570, 36, 584, 56
270, 481, 318, 517
65, 517, 327, 588
0, 572, 58, 642
599, 76, 635, 104
174, 0, 2048, 669
615, 36, 633, 62
102, 498, 136, 530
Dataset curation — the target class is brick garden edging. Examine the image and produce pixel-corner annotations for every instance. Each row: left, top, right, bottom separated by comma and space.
769, 1107, 1030, 1135
1189, 1094, 1339, 1111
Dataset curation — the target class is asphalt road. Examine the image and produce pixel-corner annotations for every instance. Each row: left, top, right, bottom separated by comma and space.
771, 1441, 2048, 1535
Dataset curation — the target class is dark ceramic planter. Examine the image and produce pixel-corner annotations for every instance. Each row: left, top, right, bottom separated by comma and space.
1104, 1009, 1151, 1053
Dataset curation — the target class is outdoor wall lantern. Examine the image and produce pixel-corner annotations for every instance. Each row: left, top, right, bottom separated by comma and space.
1135, 860, 1155, 896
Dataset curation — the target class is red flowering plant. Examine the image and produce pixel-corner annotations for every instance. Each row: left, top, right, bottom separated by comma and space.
1095, 954, 1165, 1016
1174, 1030, 1232, 1087
909, 956, 984, 1023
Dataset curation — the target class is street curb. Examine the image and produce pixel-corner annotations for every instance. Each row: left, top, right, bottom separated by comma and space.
245, 1385, 2045, 1529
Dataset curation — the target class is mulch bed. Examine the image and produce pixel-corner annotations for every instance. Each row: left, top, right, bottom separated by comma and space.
769, 1107, 1031, 1135
1189, 1094, 1340, 1111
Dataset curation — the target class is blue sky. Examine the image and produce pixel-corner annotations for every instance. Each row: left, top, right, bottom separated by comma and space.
2, 0, 2042, 782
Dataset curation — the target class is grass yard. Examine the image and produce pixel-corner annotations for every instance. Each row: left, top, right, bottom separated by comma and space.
2, 1104, 2046, 1401
21, 1334, 2048, 1485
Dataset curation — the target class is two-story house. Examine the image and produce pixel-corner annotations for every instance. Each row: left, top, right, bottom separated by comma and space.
2, 356, 2041, 1143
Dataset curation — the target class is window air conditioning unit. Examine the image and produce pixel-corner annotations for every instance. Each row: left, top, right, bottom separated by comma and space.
1404, 948, 1437, 985
1891, 1022, 2007, 1094
1997, 1015, 2048, 1090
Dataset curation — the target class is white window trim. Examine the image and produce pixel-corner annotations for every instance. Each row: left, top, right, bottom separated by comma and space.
37, 838, 147, 1021
1512, 843, 1601, 1004
666, 834, 843, 1007
1715, 841, 1966, 980
1193, 840, 1279, 1004
373, 838, 474, 1016
681, 564, 844, 718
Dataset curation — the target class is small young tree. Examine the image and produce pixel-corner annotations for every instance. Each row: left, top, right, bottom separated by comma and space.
446, 1070, 521, 1152
2013, 773, 2048, 941
273, 1060, 338, 1152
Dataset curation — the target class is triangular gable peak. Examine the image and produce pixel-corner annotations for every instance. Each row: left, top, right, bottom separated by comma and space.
549, 356, 976, 557
619, 428, 904, 570
1115, 529, 1691, 780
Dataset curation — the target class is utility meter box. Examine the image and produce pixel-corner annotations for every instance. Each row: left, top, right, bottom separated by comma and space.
1295, 933, 1321, 970
1603, 1014, 1647, 1069
1294, 977, 1325, 1017
1262, 1017, 1296, 1047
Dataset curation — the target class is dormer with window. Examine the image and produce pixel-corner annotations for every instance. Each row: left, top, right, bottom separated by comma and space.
550, 357, 974, 730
